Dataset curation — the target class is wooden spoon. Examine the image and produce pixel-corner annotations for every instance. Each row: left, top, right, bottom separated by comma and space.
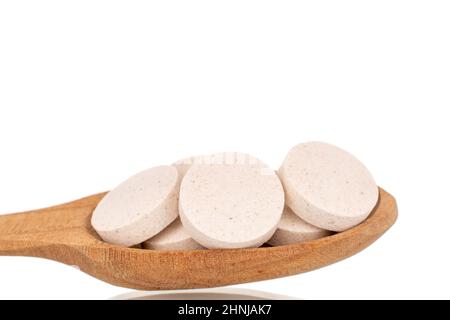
0, 188, 397, 290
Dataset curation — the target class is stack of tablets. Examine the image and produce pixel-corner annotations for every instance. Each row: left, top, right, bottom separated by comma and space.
91, 142, 378, 250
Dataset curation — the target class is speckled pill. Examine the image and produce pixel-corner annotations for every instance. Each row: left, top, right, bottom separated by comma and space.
267, 206, 332, 246
91, 166, 180, 247
142, 218, 204, 250
179, 153, 285, 249
279, 142, 379, 232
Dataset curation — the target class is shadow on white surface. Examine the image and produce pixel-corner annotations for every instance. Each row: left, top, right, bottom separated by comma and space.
111, 288, 299, 300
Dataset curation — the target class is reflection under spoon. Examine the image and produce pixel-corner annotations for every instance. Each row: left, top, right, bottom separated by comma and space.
111, 288, 299, 300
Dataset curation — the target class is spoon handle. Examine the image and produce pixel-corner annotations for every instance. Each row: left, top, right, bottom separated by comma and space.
0, 193, 105, 256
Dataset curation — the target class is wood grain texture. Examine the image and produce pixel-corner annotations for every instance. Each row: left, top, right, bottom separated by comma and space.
0, 188, 397, 290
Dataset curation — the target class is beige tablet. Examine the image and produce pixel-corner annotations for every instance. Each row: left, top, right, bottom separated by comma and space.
279, 142, 378, 232
91, 166, 180, 246
267, 206, 332, 246
179, 153, 284, 249
142, 218, 204, 250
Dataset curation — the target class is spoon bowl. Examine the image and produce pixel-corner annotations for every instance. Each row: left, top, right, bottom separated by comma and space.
0, 188, 397, 290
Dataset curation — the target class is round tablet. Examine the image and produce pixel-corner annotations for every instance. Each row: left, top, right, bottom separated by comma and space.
279, 142, 379, 232
91, 166, 180, 246
267, 206, 332, 246
179, 153, 284, 249
142, 218, 204, 250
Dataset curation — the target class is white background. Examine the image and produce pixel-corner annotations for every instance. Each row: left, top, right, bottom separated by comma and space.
0, 1, 449, 299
